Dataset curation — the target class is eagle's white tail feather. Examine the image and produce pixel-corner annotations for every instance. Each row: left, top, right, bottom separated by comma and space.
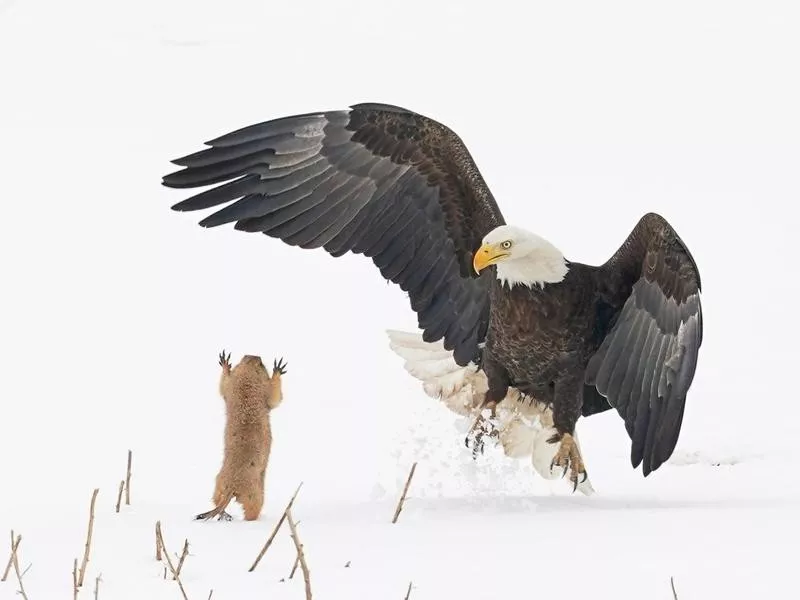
386, 329, 596, 495
388, 329, 483, 416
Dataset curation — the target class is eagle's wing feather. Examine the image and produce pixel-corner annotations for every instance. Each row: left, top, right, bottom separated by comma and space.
163, 103, 505, 366
585, 212, 702, 476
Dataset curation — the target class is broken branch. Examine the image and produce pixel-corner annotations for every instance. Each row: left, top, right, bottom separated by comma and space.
405, 581, 413, 600
248, 482, 303, 572
392, 462, 417, 524
155, 521, 190, 600
289, 554, 300, 579
115, 480, 125, 514
12, 536, 29, 600
78, 488, 99, 587
1, 530, 18, 582
125, 450, 132, 505
174, 539, 189, 579
73, 558, 78, 600
285, 508, 312, 600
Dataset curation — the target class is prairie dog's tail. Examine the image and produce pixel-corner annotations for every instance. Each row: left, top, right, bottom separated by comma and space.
386, 329, 595, 496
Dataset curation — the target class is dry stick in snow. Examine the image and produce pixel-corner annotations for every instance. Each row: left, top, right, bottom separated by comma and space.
155, 524, 162, 561
285, 508, 312, 600
670, 576, 678, 599
155, 521, 190, 600
174, 540, 190, 579
248, 482, 303, 572
73, 558, 79, 600
115, 480, 125, 514
125, 450, 132, 505
405, 581, 413, 600
392, 462, 417, 524
78, 488, 100, 587
94, 573, 103, 600
12, 536, 29, 600
289, 554, 300, 579
1, 530, 19, 582
207, 590, 214, 600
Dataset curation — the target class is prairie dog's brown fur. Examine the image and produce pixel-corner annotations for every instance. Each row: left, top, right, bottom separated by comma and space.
195, 351, 287, 522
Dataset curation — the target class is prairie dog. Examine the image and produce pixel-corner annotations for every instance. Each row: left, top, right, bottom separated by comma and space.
195, 351, 287, 521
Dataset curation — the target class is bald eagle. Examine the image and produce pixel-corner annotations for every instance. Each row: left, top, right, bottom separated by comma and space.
162, 102, 703, 489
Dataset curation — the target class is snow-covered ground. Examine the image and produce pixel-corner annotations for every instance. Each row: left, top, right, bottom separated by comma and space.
2, 1, 799, 598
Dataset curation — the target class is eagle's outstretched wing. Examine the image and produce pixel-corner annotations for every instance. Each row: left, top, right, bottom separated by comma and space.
163, 103, 504, 366
585, 212, 703, 476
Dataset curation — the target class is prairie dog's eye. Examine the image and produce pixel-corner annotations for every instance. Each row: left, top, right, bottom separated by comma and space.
501, 240, 513, 250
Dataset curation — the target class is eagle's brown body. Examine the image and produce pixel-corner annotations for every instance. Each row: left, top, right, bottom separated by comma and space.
484, 263, 612, 423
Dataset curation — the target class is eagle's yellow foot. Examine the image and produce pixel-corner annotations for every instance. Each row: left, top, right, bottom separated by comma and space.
548, 432, 588, 492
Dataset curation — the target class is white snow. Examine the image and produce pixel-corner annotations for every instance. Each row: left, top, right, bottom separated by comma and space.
1, 0, 799, 599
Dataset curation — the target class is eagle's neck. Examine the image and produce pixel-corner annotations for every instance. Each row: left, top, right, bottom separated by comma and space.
494, 243, 569, 290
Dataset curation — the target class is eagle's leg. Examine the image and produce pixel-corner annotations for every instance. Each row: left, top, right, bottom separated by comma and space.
465, 390, 504, 458
465, 358, 509, 458
548, 375, 588, 492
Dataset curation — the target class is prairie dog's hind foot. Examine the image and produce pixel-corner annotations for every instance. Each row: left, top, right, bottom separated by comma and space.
194, 508, 233, 522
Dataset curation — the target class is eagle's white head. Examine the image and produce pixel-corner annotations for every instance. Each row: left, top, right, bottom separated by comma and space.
473, 225, 569, 289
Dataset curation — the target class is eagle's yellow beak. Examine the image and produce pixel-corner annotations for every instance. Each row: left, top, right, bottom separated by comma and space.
473, 243, 510, 274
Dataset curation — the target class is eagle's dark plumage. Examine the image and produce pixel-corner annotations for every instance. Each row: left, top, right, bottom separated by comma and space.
163, 102, 703, 482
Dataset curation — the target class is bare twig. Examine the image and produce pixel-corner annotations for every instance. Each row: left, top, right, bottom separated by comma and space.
248, 482, 303, 572
20, 563, 32, 578
78, 488, 100, 587
1, 530, 18, 582
125, 450, 133, 505
670, 576, 678, 599
73, 558, 79, 600
405, 581, 413, 600
94, 572, 103, 600
289, 553, 300, 579
155, 521, 190, 600
285, 508, 312, 600
174, 540, 189, 579
207, 591, 214, 600
115, 480, 125, 513
12, 536, 29, 600
155, 523, 162, 561
392, 462, 417, 524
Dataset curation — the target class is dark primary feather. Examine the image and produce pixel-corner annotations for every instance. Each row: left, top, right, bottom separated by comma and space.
163, 103, 506, 366
585, 212, 703, 476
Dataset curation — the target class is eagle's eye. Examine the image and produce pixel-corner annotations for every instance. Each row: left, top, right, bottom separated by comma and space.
501, 240, 513, 250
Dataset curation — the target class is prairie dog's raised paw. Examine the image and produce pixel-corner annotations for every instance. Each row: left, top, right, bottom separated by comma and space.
272, 357, 287, 377
219, 350, 232, 373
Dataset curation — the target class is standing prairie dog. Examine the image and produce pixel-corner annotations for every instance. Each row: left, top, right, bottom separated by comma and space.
195, 350, 287, 522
